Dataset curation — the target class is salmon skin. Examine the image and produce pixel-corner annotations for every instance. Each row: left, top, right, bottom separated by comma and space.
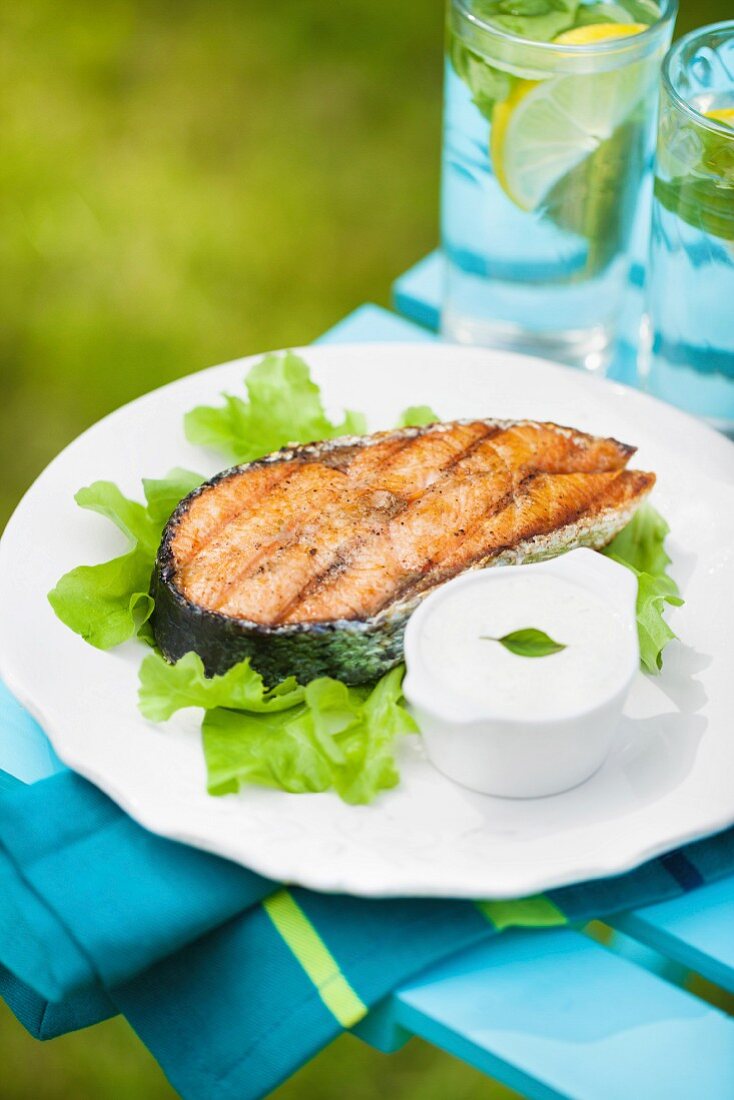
152, 419, 655, 684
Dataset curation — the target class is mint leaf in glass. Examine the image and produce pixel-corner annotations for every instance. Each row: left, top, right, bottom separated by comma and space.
573, 2, 631, 25
654, 176, 734, 242
654, 111, 734, 242
447, 32, 513, 121
472, 0, 578, 41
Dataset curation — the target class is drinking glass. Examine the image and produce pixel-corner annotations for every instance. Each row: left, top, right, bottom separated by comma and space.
642, 21, 734, 434
441, 0, 677, 371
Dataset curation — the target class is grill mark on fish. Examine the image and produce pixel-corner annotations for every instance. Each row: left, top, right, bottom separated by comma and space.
389, 469, 654, 609
367, 470, 542, 615
171, 463, 292, 567
280, 431, 513, 624
206, 431, 457, 618
267, 423, 503, 624
281, 427, 637, 625
213, 492, 397, 620
174, 436, 410, 587
194, 431, 426, 611
167, 420, 652, 629
178, 463, 349, 608
215, 422, 491, 621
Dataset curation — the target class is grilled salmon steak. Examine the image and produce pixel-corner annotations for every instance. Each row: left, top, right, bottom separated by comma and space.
152, 419, 655, 683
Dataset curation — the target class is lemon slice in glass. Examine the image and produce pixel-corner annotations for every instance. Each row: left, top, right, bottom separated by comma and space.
491, 23, 648, 212
554, 22, 648, 46
706, 108, 734, 129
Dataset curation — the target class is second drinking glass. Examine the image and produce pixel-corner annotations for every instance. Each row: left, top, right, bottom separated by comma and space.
441, 0, 677, 370
643, 21, 734, 434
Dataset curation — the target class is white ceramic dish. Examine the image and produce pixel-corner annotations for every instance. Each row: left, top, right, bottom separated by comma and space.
404, 550, 640, 798
1, 342, 734, 898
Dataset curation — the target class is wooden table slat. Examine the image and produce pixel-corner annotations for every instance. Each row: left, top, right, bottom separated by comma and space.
389, 928, 734, 1100
612, 879, 734, 993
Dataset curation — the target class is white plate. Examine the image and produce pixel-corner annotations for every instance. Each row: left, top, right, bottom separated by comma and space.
2, 343, 734, 898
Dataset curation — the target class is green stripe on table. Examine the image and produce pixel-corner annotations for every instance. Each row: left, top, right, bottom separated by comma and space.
476, 895, 567, 931
263, 889, 368, 1028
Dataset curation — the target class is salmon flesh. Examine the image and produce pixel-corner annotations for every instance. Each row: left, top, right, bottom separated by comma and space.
152, 419, 655, 683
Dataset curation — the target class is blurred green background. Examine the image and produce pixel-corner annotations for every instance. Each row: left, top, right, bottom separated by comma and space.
0, 1, 728, 1096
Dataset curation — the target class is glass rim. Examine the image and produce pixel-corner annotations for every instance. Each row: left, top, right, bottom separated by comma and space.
453, 0, 678, 56
662, 20, 734, 139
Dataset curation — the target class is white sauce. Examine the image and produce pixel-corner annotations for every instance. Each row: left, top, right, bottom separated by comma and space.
416, 571, 631, 720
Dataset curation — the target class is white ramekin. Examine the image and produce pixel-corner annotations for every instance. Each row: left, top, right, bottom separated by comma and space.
403, 549, 640, 799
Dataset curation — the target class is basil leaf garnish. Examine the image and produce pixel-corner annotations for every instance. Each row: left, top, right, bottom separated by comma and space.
482, 628, 567, 657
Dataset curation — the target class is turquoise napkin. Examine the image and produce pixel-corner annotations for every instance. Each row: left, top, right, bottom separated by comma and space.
1, 766, 733, 1099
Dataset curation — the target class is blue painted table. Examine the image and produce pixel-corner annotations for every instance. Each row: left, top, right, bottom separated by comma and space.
2, 257, 733, 1099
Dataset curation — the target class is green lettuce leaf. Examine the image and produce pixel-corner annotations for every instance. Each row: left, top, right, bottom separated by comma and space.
632, 571, 684, 675
48, 469, 203, 649
141, 468, 206, 530
332, 668, 419, 803
396, 405, 440, 427
203, 708, 328, 796
603, 504, 684, 673
139, 654, 417, 804
184, 351, 367, 463
74, 481, 160, 554
48, 547, 157, 651
184, 350, 441, 463
138, 650, 304, 721
602, 502, 674, 577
